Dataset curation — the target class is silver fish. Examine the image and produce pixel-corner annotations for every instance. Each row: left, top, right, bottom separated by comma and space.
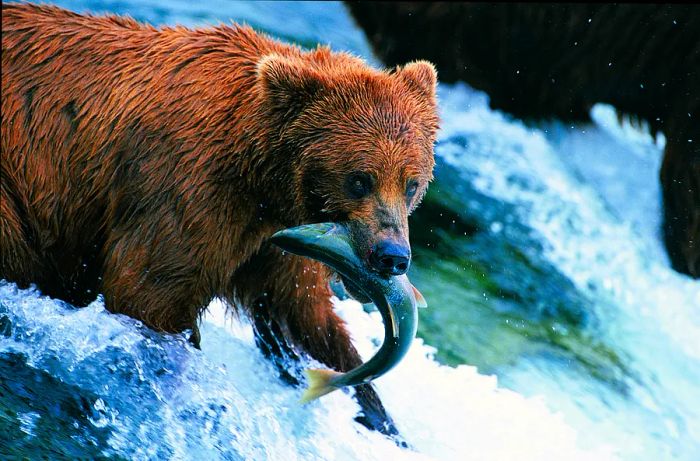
270, 222, 427, 402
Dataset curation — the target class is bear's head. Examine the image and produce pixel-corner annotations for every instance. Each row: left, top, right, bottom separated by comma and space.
257, 50, 438, 280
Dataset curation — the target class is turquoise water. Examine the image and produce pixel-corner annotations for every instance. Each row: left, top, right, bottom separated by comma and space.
2, 2, 699, 459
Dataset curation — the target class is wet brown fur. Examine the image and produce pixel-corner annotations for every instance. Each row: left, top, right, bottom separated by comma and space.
1, 3, 438, 427
347, 2, 700, 277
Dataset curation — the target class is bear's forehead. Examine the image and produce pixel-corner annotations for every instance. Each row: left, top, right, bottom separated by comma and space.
322, 129, 434, 180
320, 114, 430, 155
324, 95, 430, 139
297, 70, 437, 172
311, 95, 434, 159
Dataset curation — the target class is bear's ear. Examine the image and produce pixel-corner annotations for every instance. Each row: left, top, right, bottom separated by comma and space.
257, 54, 326, 115
397, 60, 437, 99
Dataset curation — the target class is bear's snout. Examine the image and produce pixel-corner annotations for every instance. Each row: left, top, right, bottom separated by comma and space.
368, 240, 411, 276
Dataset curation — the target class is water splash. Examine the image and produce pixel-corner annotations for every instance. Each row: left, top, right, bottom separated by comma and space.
433, 82, 700, 460
0, 283, 608, 460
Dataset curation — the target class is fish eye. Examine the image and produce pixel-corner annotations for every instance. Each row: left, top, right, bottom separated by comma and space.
346, 172, 373, 199
406, 180, 419, 199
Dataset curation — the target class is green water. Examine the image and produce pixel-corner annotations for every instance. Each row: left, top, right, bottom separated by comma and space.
409, 158, 631, 391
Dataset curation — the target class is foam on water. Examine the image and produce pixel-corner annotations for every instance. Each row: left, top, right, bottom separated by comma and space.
0, 283, 610, 460
435, 82, 700, 460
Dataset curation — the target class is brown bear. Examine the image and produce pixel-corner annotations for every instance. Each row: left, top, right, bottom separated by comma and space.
347, 2, 700, 278
0, 3, 438, 437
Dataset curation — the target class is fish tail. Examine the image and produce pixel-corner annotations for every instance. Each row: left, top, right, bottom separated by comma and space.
300, 368, 342, 403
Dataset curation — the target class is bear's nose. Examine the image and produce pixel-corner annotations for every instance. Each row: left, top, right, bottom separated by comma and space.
368, 241, 411, 276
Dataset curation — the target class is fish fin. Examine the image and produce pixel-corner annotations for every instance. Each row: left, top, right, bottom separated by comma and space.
412, 284, 428, 308
300, 368, 342, 403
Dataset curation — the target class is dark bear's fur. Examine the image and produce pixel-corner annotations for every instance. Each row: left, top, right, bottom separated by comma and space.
347, 2, 700, 277
1, 3, 439, 436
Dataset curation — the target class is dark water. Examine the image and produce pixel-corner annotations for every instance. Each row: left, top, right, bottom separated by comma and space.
2, 2, 699, 460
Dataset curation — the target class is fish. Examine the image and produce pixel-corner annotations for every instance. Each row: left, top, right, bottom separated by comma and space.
269, 222, 426, 403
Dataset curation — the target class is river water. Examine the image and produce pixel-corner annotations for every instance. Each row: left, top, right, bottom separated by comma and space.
2, 2, 699, 460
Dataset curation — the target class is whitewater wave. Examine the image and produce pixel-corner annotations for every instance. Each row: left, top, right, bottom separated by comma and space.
0, 281, 613, 460
435, 82, 700, 460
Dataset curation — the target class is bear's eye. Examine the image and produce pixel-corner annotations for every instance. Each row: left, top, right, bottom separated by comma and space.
406, 180, 419, 199
346, 172, 373, 199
